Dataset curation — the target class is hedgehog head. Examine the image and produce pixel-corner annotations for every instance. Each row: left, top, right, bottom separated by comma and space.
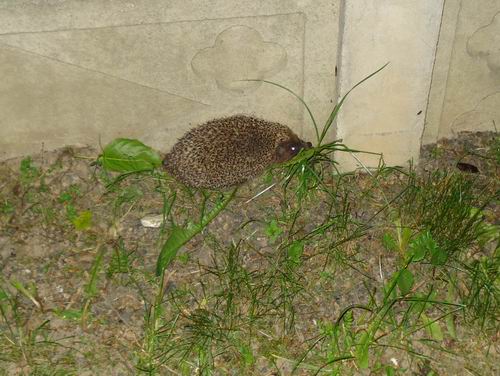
274, 133, 312, 163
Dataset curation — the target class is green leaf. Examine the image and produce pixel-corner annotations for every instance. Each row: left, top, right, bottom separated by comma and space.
400, 226, 413, 253
429, 244, 447, 265
156, 188, 237, 276
408, 231, 444, 263
84, 247, 105, 298
72, 210, 93, 231
382, 232, 398, 252
99, 138, 162, 172
408, 232, 429, 261
397, 269, 414, 295
58, 192, 73, 204
0, 288, 9, 301
0, 200, 14, 214
355, 331, 370, 369
476, 221, 499, 247
54, 309, 83, 320
385, 366, 396, 376
287, 241, 304, 265
156, 224, 194, 275
20, 156, 39, 182
265, 219, 283, 243
238, 344, 255, 366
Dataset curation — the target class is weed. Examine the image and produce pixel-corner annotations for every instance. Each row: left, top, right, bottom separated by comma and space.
19, 157, 40, 186
0, 199, 14, 215
0, 280, 74, 371
106, 238, 137, 278
397, 171, 492, 263
460, 246, 500, 329
3, 63, 496, 374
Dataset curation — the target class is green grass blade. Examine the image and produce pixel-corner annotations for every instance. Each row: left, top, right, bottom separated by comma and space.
319, 63, 389, 145
243, 79, 320, 144
156, 188, 237, 275
84, 246, 105, 298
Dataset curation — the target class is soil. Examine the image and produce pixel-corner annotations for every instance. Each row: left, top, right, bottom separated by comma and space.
0, 131, 498, 375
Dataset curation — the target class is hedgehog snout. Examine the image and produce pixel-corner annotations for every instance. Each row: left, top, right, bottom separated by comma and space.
275, 138, 312, 163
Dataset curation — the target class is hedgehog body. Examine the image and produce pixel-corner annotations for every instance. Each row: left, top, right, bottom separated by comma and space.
163, 115, 310, 189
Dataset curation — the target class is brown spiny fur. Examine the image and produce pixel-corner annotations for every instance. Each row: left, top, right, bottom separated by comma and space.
163, 115, 311, 189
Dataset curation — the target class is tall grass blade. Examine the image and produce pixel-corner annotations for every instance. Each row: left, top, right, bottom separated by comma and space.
156, 188, 237, 275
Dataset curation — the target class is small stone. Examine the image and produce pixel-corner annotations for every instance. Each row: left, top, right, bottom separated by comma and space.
140, 214, 164, 228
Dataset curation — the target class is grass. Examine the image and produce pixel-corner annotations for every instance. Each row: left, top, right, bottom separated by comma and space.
1, 140, 498, 375
0, 77, 499, 374
95, 135, 496, 374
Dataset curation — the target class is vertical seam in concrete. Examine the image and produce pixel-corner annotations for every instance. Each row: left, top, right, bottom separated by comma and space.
426, 0, 463, 143
438, 0, 463, 140
420, 0, 447, 148
333, 0, 347, 141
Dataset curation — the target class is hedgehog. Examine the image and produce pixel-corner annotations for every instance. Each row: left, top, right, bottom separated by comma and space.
163, 115, 312, 190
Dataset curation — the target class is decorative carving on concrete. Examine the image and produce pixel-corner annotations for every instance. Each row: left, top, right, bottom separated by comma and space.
467, 11, 500, 73
191, 25, 287, 93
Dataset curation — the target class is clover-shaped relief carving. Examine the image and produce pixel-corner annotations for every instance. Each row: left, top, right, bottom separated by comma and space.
467, 12, 500, 74
191, 25, 287, 93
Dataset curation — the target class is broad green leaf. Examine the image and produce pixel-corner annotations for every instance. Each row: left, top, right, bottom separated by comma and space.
382, 232, 398, 252
409, 231, 445, 264
99, 138, 162, 172
156, 224, 194, 275
287, 241, 304, 265
397, 269, 414, 295
408, 232, 430, 261
72, 210, 93, 231
430, 244, 447, 265
156, 188, 237, 275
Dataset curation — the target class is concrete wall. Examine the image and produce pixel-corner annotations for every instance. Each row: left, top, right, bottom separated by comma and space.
423, 0, 500, 143
0, 1, 498, 167
335, 0, 444, 169
0, 0, 340, 159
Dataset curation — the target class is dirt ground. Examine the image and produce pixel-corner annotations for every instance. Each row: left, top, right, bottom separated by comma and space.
0, 131, 498, 375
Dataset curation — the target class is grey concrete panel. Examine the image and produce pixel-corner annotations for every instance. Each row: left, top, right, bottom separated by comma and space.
1, 1, 340, 160
335, 0, 444, 169
425, 0, 500, 142
0, 44, 205, 159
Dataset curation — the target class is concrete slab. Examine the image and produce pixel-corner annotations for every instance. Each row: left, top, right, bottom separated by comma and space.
0, 0, 340, 159
335, 0, 444, 169
424, 0, 500, 142
0, 43, 205, 158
